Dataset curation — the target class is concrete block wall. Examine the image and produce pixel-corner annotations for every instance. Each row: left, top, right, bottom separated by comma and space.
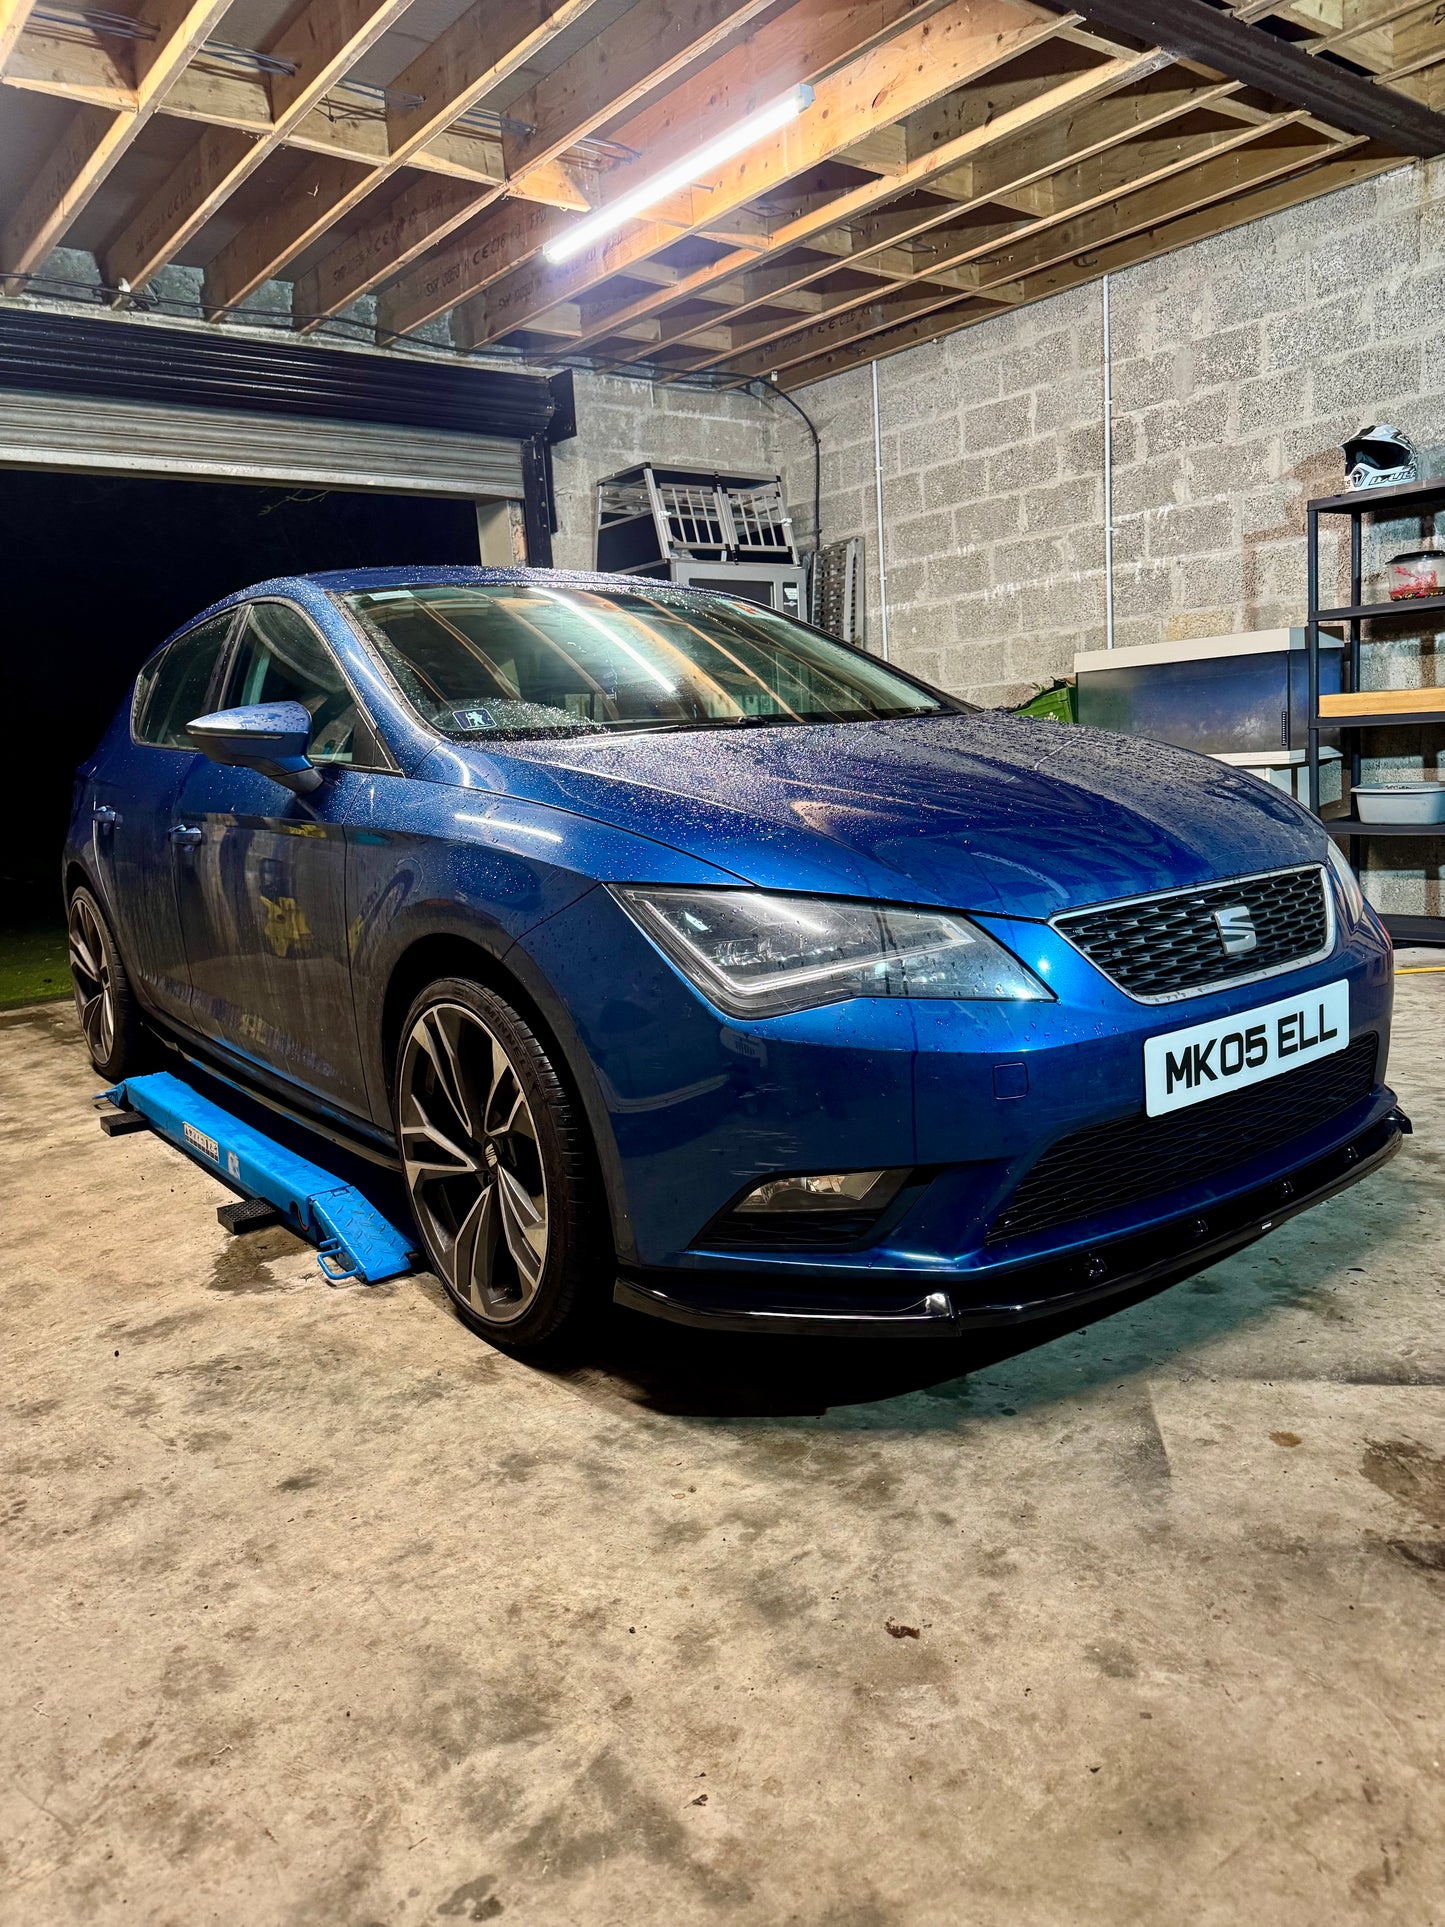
777, 160, 1445, 708
772, 293, 1111, 707
550, 371, 777, 572
774, 159, 1445, 912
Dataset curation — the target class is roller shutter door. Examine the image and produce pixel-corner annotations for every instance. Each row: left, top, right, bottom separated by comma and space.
0, 387, 524, 498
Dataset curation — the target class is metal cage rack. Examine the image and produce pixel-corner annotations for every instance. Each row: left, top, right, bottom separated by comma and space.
595, 464, 798, 574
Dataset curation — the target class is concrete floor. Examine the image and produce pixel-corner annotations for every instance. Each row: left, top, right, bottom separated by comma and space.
2, 975, 1443, 1927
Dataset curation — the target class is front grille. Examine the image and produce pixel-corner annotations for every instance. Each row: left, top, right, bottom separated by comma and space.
986, 1033, 1378, 1246
1054, 866, 1330, 1001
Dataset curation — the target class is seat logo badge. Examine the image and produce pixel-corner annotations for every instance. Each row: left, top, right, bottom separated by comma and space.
1213, 905, 1258, 956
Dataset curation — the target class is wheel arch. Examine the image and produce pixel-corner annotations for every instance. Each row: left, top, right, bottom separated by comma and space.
380, 934, 522, 1104
378, 930, 631, 1262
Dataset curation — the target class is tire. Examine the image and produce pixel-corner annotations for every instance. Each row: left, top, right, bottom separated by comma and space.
67, 885, 152, 1082
394, 976, 604, 1354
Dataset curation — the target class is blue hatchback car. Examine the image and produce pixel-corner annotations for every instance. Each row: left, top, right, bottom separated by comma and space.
67, 567, 1403, 1353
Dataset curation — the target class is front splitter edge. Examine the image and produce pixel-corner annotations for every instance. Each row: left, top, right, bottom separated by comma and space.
612, 1110, 1408, 1337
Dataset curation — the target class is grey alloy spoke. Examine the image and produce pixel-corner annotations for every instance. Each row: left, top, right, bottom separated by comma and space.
451, 1184, 498, 1314
400, 1088, 477, 1180
68, 902, 101, 990
495, 1165, 546, 1286
414, 1006, 478, 1141
69, 932, 100, 989
69, 901, 113, 1061
78, 989, 104, 1051
488, 1082, 535, 1143
401, 1000, 550, 1324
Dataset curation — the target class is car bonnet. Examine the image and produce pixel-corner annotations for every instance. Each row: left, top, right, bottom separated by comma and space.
442, 712, 1328, 919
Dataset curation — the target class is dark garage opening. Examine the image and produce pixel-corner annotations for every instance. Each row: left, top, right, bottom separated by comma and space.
0, 468, 480, 1001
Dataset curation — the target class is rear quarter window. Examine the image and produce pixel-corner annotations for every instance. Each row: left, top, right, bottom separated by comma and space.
133, 613, 233, 748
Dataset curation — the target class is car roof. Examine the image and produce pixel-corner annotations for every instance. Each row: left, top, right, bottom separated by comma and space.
159, 565, 749, 651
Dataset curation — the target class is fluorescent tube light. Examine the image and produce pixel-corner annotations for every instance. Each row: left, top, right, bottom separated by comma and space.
543, 84, 814, 266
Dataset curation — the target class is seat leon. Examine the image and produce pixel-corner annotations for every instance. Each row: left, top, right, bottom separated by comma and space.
67, 567, 1403, 1353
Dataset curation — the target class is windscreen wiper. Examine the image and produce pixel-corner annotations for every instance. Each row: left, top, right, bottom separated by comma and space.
607, 713, 813, 736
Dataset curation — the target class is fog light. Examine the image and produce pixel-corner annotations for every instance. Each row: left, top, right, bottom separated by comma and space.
735, 1168, 909, 1214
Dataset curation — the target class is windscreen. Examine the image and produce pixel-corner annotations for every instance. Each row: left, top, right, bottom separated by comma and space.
339, 582, 953, 739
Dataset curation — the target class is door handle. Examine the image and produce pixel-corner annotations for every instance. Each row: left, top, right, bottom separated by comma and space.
92, 804, 120, 826
169, 824, 204, 848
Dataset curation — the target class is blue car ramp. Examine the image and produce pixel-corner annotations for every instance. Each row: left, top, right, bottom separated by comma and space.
100, 1071, 415, 1284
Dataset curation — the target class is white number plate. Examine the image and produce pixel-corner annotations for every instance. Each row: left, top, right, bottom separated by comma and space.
1143, 979, 1350, 1118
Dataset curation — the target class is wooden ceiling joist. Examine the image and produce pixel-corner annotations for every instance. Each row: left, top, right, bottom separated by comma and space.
769, 139, 1393, 387
476, 39, 1167, 361
1, 0, 234, 286
0, 0, 37, 71
372, 0, 972, 342
438, 0, 1096, 352
638, 70, 1261, 373
709, 119, 1352, 384
1, 0, 1442, 388
288, 0, 780, 331
100, 0, 428, 301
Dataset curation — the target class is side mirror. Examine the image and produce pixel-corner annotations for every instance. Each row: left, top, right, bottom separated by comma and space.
186, 702, 322, 794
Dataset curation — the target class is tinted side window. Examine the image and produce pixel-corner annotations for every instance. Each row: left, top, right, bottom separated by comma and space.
221, 603, 359, 766
134, 614, 233, 748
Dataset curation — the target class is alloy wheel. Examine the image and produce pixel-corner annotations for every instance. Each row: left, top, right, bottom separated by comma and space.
69, 894, 114, 1066
399, 1001, 550, 1325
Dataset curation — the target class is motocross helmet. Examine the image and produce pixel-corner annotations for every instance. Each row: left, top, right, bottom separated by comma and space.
1343, 424, 1418, 491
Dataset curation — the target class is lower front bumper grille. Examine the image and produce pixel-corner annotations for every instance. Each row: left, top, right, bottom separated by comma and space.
986, 1032, 1380, 1246
613, 1107, 1406, 1335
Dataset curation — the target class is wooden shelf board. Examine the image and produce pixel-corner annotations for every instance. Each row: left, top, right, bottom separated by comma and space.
1317, 689, 1445, 725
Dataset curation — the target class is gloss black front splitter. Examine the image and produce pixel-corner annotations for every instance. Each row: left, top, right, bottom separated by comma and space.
612, 1108, 1409, 1337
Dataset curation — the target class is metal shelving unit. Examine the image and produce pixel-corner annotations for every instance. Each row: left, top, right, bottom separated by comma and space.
1306, 474, 1445, 949
1325, 817, 1445, 838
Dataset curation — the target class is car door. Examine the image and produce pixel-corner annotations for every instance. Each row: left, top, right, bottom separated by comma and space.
171, 599, 378, 1118
93, 612, 236, 1027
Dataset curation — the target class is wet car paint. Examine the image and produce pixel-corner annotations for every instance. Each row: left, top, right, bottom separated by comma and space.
68, 566, 1397, 1317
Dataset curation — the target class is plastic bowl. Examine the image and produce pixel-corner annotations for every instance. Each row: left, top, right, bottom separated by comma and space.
1352, 783, 1445, 824
1387, 549, 1445, 601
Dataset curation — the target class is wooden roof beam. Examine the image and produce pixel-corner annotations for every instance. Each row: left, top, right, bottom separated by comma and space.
1, 0, 232, 286
3, 24, 133, 108
965, 126, 1350, 294
2, 36, 588, 201
434, 0, 1072, 352
654, 64, 1246, 368
0, 0, 40, 70
287, 0, 777, 331
107, 0, 602, 310
770, 139, 1392, 388
101, 0, 429, 299
681, 112, 1283, 377
682, 99, 1333, 381
786, 148, 1410, 385
376, 0, 990, 342
518, 38, 1168, 362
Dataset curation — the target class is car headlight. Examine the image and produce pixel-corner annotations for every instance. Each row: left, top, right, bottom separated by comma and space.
613, 886, 1052, 1017
1325, 838, 1365, 922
